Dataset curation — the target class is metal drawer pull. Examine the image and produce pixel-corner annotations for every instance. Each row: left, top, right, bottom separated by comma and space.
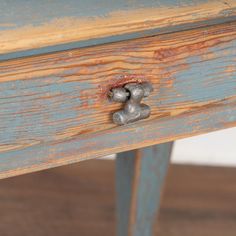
109, 82, 153, 125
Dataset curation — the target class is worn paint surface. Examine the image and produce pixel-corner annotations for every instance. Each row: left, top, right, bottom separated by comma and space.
0, 22, 236, 178
1, 0, 236, 57
1, 0, 206, 28
0, 97, 236, 179
116, 150, 136, 236
116, 142, 173, 236
1, 22, 236, 153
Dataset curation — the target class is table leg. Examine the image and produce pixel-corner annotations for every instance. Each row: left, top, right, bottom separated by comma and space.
116, 142, 173, 236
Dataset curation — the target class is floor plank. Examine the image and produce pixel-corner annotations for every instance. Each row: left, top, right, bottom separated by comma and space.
0, 160, 236, 236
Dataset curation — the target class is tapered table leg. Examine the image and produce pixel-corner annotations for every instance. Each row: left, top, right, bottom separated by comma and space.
116, 142, 174, 236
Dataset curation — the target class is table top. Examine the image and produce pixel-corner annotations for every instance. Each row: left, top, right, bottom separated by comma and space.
1, 0, 236, 60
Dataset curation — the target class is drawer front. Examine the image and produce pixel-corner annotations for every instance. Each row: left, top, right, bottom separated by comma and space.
0, 22, 236, 178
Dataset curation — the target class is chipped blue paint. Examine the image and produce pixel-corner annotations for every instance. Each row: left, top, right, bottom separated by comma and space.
1, 25, 236, 153
1, 0, 236, 60
116, 142, 173, 236
173, 42, 236, 103
153, 39, 236, 107
2, 16, 236, 61
0, 0, 206, 30
0, 76, 96, 145
0, 20, 236, 177
135, 143, 173, 236
116, 150, 136, 236
0, 99, 236, 177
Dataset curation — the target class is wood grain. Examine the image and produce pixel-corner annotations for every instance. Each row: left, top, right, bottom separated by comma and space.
1, 161, 236, 236
1, 0, 236, 57
0, 22, 236, 178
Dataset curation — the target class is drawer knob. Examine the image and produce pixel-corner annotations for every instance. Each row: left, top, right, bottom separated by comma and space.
109, 82, 153, 125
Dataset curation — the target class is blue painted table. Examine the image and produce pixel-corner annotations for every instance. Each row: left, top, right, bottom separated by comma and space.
1, 1, 236, 235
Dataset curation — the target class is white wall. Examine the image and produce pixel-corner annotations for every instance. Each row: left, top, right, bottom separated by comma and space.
104, 127, 236, 167
172, 127, 236, 167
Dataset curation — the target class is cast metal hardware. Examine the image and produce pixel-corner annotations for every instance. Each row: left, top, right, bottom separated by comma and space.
109, 82, 153, 125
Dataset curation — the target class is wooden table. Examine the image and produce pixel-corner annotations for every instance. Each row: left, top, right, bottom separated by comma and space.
1, 1, 236, 235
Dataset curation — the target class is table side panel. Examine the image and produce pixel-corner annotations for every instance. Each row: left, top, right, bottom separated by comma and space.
0, 22, 236, 178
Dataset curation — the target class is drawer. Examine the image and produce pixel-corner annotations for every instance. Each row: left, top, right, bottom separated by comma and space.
0, 22, 236, 178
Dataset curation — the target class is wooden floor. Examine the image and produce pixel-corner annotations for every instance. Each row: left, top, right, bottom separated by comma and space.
1, 160, 236, 236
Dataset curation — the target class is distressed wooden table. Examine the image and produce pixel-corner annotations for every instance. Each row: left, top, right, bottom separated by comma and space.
1, 1, 236, 235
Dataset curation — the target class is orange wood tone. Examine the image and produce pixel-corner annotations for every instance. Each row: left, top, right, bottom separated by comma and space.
1, 0, 236, 55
